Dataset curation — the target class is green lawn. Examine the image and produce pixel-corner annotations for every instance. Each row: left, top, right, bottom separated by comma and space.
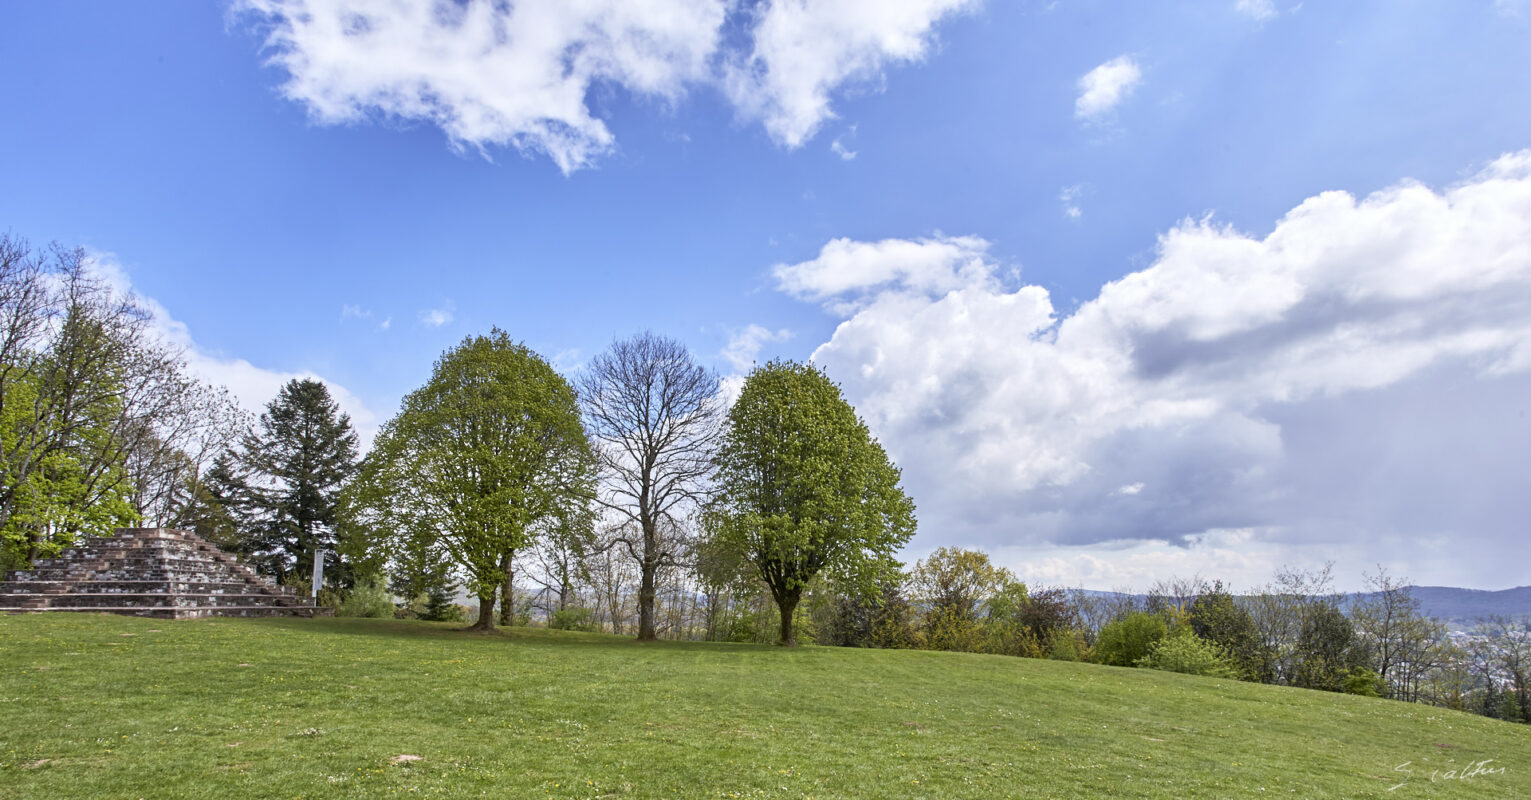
1, 615, 1525, 798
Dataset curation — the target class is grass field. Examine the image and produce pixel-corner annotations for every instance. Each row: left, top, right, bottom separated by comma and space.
1, 614, 1526, 799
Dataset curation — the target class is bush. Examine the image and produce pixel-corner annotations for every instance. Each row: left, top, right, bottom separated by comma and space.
549, 607, 598, 632
1136, 633, 1240, 678
1342, 667, 1385, 697
1093, 612, 1168, 667
337, 579, 396, 618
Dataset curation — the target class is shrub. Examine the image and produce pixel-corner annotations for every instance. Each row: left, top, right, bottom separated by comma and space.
337, 579, 396, 618
549, 607, 598, 632
1137, 633, 1240, 678
1342, 667, 1385, 697
1093, 612, 1168, 667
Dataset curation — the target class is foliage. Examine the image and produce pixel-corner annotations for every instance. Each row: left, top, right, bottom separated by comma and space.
1343, 667, 1385, 697
0, 236, 243, 568
1291, 601, 1363, 692
1188, 585, 1263, 680
344, 330, 595, 631
1093, 612, 1169, 667
824, 579, 919, 650
549, 607, 599, 632
1137, 631, 1241, 678
706, 360, 915, 645
238, 378, 359, 585
336, 579, 396, 618
910, 547, 1011, 620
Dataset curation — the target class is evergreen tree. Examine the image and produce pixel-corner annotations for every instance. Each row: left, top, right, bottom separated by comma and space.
242, 379, 359, 586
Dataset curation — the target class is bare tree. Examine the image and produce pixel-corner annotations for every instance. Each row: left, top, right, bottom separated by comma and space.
580, 332, 720, 641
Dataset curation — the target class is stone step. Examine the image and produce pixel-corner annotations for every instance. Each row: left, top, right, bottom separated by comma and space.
0, 593, 306, 609
0, 580, 285, 596
1, 527, 328, 620
6, 605, 334, 619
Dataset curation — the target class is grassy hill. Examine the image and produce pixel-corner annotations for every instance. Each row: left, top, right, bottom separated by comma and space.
2, 615, 1526, 799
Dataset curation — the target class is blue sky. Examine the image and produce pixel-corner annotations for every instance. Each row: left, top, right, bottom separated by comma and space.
4, 0, 1530, 590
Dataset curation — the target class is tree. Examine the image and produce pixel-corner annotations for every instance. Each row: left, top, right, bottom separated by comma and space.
580, 332, 720, 641
0, 236, 242, 567
240, 378, 359, 584
1188, 583, 1264, 680
910, 547, 1011, 653
1351, 567, 1448, 701
351, 331, 593, 631
706, 361, 915, 646
1291, 601, 1361, 692
1093, 612, 1168, 667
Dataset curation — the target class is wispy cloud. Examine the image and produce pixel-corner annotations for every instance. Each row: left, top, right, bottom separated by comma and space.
1060, 184, 1085, 219
418, 302, 454, 328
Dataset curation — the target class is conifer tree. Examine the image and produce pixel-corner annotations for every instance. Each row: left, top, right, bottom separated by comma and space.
242, 378, 359, 585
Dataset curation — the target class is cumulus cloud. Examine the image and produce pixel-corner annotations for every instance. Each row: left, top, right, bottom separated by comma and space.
781, 151, 1531, 588
724, 0, 978, 148
85, 254, 384, 448
771, 234, 996, 312
239, 0, 728, 173
238, 0, 977, 168
1075, 55, 1141, 120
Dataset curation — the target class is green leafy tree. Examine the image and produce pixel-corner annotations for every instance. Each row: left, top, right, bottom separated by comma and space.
241, 378, 358, 584
1137, 631, 1241, 678
1291, 602, 1362, 692
348, 331, 594, 631
706, 361, 915, 646
1189, 584, 1264, 680
912, 548, 1011, 653
1093, 612, 1169, 667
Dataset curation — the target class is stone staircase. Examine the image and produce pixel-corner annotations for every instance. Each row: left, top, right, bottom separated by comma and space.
0, 527, 333, 619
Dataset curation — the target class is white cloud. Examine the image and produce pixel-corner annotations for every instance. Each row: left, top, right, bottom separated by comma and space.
418, 302, 454, 328
1075, 55, 1141, 121
1060, 184, 1084, 219
830, 137, 858, 161
239, 0, 728, 173
341, 303, 371, 319
771, 234, 996, 312
1235, 0, 1277, 21
1114, 483, 1144, 496
378, 316, 392, 331
84, 253, 383, 448
726, 0, 977, 148
722, 324, 792, 373
783, 151, 1531, 589
238, 0, 978, 168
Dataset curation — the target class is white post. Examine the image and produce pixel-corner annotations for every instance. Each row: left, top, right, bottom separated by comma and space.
311, 549, 325, 600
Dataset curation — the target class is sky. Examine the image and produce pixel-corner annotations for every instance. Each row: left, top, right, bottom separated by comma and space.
3, 0, 1529, 592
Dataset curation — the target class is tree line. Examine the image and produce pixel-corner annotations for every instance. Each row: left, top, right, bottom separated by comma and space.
4, 232, 1524, 728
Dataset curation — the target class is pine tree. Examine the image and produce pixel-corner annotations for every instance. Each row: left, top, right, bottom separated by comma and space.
242, 379, 359, 586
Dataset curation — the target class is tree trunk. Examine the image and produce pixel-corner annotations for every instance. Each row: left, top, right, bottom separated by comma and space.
777, 589, 801, 647
498, 550, 516, 628
637, 557, 658, 641
472, 586, 497, 632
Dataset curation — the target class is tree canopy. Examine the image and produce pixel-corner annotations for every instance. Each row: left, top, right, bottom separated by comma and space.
347, 330, 594, 631
706, 360, 914, 645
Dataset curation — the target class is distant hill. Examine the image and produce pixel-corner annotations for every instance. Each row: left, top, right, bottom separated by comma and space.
1072, 585, 1531, 630
1390, 585, 1531, 627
